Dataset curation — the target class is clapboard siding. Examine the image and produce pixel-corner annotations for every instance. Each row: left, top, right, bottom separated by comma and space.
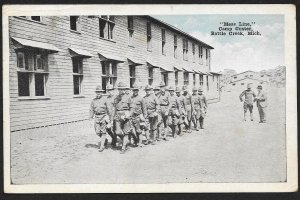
9, 15, 219, 132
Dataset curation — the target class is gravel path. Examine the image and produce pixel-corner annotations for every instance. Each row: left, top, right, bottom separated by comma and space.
10, 88, 286, 184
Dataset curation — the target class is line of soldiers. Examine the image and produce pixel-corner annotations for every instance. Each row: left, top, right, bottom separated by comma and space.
89, 81, 207, 154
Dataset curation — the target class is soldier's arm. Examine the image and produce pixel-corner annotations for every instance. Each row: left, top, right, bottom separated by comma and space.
239, 91, 245, 101
177, 98, 183, 115
89, 101, 94, 120
204, 96, 208, 108
141, 98, 148, 118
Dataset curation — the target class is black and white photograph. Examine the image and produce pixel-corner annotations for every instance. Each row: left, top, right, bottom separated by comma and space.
2, 4, 297, 193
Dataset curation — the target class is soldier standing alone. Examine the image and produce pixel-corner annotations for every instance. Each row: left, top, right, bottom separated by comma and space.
239, 83, 256, 121
157, 82, 170, 140
89, 85, 112, 152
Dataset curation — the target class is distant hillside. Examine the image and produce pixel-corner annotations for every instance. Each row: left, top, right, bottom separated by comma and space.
259, 66, 286, 87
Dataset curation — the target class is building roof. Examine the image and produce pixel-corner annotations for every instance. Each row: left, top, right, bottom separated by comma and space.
230, 70, 257, 78
230, 77, 269, 83
147, 16, 214, 50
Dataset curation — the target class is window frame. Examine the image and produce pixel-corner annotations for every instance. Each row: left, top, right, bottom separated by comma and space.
101, 61, 118, 93
129, 65, 136, 88
148, 67, 154, 86
127, 16, 134, 46
183, 72, 189, 86
72, 57, 84, 95
16, 51, 49, 98
161, 29, 166, 55
99, 15, 115, 40
70, 16, 81, 32
147, 22, 152, 51
175, 71, 179, 86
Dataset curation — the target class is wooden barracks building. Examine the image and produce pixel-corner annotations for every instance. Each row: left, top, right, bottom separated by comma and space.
9, 15, 221, 132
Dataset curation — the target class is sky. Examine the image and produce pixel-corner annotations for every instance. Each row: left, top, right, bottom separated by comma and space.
154, 15, 285, 73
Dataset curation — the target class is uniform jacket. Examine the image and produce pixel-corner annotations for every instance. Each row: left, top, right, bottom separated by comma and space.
191, 94, 201, 110
239, 90, 256, 105
90, 96, 111, 120
143, 93, 160, 115
130, 94, 147, 118
168, 95, 182, 115
198, 94, 207, 109
105, 94, 115, 117
256, 91, 268, 107
177, 95, 186, 112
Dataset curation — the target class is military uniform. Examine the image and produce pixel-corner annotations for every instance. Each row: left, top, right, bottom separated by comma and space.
89, 86, 111, 152
130, 84, 148, 146
113, 82, 132, 153
157, 91, 170, 138
198, 88, 207, 129
256, 86, 267, 123
182, 87, 192, 132
191, 88, 201, 130
154, 86, 163, 140
239, 84, 256, 121
167, 86, 182, 137
105, 84, 117, 147
143, 85, 160, 143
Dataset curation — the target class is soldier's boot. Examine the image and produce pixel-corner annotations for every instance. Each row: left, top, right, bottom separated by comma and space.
144, 129, 150, 145
200, 118, 204, 129
151, 129, 157, 145
121, 135, 129, 154
187, 121, 192, 133
99, 134, 106, 152
250, 112, 254, 121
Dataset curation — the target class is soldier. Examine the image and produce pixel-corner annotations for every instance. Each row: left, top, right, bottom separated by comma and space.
191, 87, 201, 131
153, 85, 164, 141
167, 86, 182, 138
105, 83, 117, 147
239, 83, 256, 121
157, 81, 170, 140
255, 85, 267, 123
113, 82, 132, 154
89, 85, 112, 152
198, 87, 208, 129
175, 86, 186, 135
182, 85, 192, 133
129, 83, 148, 147
143, 85, 160, 144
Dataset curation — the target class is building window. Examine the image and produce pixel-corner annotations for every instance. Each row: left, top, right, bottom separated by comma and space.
199, 75, 203, 86
193, 73, 196, 86
199, 45, 203, 64
206, 49, 210, 66
72, 57, 83, 95
129, 65, 136, 88
99, 15, 115, 40
148, 67, 153, 85
147, 22, 152, 51
162, 29, 166, 55
206, 76, 209, 91
183, 39, 188, 61
175, 71, 178, 86
127, 16, 134, 46
70, 16, 81, 32
192, 43, 195, 62
17, 51, 48, 97
174, 35, 177, 58
101, 61, 117, 92
183, 72, 189, 85
162, 73, 168, 86
19, 16, 42, 22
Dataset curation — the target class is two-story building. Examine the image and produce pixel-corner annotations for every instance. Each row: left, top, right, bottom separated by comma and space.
9, 15, 221, 131
227, 70, 269, 92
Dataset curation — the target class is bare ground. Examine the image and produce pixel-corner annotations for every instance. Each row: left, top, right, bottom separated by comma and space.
10, 87, 286, 184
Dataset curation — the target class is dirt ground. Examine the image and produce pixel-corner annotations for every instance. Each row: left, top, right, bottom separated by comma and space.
10, 87, 286, 184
